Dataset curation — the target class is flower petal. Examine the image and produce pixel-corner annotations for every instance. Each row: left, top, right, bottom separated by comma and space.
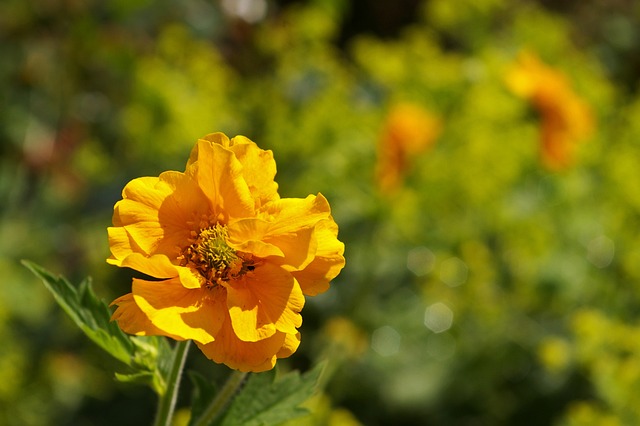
227, 218, 316, 269
276, 332, 301, 359
119, 253, 203, 289
189, 134, 279, 209
225, 284, 277, 342
226, 218, 285, 258
118, 253, 177, 278
228, 136, 280, 208
506, 51, 594, 171
292, 218, 345, 296
187, 132, 231, 166
191, 139, 255, 221
196, 315, 287, 372
262, 226, 316, 270
107, 226, 143, 265
115, 171, 208, 259
258, 194, 331, 270
130, 277, 225, 344
227, 194, 332, 270
226, 263, 304, 342
110, 293, 165, 336
259, 193, 332, 235
157, 170, 211, 223
248, 265, 305, 335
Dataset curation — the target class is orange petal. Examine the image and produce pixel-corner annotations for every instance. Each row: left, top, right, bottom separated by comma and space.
292, 218, 345, 296
191, 139, 255, 221
228, 136, 280, 208
225, 282, 277, 342
227, 218, 316, 270
259, 194, 332, 235
107, 226, 143, 265
119, 253, 203, 289
189, 134, 279, 209
157, 170, 211, 222
226, 263, 303, 341
263, 226, 317, 270
115, 198, 170, 256
226, 218, 285, 258
247, 265, 304, 335
110, 293, 165, 336
187, 132, 232, 167
196, 315, 286, 372
118, 253, 178, 278
276, 332, 301, 359
228, 194, 332, 270
130, 277, 225, 344
115, 172, 207, 259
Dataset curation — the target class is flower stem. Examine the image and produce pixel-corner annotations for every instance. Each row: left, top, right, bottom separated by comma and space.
154, 340, 191, 426
192, 370, 249, 426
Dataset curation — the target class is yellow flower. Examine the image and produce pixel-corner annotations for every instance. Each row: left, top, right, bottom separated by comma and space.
376, 102, 441, 193
506, 51, 594, 170
108, 133, 345, 372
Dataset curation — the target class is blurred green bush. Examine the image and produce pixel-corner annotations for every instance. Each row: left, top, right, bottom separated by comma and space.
3, 0, 640, 424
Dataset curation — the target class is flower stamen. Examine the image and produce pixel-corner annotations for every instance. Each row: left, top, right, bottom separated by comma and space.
182, 223, 255, 287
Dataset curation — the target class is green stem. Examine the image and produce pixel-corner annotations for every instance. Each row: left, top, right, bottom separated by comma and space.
154, 340, 191, 426
192, 370, 249, 426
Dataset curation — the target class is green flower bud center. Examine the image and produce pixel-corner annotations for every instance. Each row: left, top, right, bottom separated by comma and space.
196, 225, 238, 271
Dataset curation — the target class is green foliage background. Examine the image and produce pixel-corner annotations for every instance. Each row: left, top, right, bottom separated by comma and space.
2, 0, 640, 424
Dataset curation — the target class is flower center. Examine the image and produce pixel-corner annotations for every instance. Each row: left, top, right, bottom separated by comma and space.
183, 223, 255, 287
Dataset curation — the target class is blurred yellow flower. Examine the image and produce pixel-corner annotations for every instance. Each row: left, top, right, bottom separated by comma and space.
322, 316, 368, 359
538, 336, 571, 373
506, 51, 594, 170
107, 133, 345, 372
376, 102, 442, 192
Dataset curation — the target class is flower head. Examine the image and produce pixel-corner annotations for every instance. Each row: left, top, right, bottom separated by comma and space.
376, 102, 441, 193
506, 51, 594, 170
108, 133, 345, 372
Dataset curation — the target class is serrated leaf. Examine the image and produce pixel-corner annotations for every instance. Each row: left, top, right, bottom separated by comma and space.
214, 363, 325, 426
23, 260, 174, 396
22, 260, 134, 366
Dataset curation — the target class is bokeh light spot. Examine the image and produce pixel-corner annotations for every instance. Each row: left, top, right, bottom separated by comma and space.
586, 235, 615, 268
407, 246, 436, 276
371, 326, 401, 357
424, 302, 454, 333
440, 257, 468, 287
221, 0, 267, 23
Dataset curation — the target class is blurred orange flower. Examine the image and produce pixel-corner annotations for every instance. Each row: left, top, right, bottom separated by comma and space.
108, 133, 345, 372
506, 51, 594, 170
376, 102, 441, 192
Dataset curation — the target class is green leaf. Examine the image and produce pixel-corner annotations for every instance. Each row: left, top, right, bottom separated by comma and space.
214, 363, 325, 426
131, 334, 173, 374
114, 337, 174, 394
22, 260, 174, 395
22, 260, 134, 365
187, 370, 220, 424
115, 371, 160, 388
